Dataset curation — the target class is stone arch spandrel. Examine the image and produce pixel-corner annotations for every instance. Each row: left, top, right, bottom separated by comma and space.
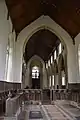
15, 15, 77, 84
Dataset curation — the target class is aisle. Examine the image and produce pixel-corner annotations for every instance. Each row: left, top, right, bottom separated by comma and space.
17, 104, 47, 120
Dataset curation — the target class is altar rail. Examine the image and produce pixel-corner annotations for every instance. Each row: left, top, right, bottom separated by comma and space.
51, 89, 80, 103
23, 89, 80, 105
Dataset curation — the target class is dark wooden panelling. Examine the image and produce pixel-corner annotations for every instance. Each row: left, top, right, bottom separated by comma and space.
68, 83, 80, 89
5, 0, 80, 37
0, 81, 21, 91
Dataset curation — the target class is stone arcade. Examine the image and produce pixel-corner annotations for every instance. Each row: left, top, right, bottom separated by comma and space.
0, 0, 80, 119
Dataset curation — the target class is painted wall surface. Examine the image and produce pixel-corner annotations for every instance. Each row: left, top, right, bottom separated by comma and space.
0, 1, 79, 86
0, 0, 12, 81
15, 15, 77, 84
0, 0, 19, 83
75, 33, 80, 83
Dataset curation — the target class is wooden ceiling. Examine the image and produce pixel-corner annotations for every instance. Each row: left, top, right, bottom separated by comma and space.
24, 29, 60, 63
5, 0, 80, 38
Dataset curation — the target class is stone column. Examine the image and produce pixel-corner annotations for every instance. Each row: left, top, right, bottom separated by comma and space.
54, 74, 59, 89
43, 68, 48, 88
58, 70, 62, 89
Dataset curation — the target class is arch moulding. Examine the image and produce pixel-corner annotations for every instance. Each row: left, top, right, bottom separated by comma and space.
24, 55, 48, 88
15, 15, 77, 85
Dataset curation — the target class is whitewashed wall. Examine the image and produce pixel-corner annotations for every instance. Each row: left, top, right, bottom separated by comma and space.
0, 0, 12, 81
75, 33, 80, 83
0, 0, 19, 83
0, 0, 79, 86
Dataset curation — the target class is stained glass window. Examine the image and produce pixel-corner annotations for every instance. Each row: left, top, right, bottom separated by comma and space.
32, 66, 39, 79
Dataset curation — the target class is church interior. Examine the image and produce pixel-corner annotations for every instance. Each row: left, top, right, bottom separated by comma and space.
0, 0, 80, 119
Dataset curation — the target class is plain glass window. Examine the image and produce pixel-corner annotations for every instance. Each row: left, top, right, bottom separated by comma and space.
59, 43, 62, 54
48, 60, 50, 67
62, 76, 65, 86
46, 63, 48, 69
51, 56, 53, 64
54, 50, 57, 60
78, 44, 80, 75
52, 75, 54, 86
49, 76, 51, 87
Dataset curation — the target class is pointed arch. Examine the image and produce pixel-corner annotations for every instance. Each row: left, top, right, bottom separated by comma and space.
15, 15, 77, 84
27, 55, 45, 69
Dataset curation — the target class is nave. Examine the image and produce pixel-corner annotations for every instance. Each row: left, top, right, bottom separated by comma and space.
0, 103, 72, 120
0, 0, 80, 119
0, 89, 80, 120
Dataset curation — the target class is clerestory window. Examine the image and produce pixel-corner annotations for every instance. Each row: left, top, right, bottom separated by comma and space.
78, 44, 80, 75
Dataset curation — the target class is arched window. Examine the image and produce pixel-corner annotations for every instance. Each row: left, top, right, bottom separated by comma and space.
62, 76, 65, 86
59, 43, 62, 54
54, 50, 57, 60
78, 44, 80, 75
32, 66, 39, 79
46, 63, 48, 69
49, 76, 51, 87
51, 56, 53, 64
48, 60, 50, 67
52, 75, 54, 86
62, 71, 65, 86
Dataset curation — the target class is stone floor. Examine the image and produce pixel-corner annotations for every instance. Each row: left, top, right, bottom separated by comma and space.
43, 105, 71, 120
55, 100, 80, 120
1, 100, 80, 120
